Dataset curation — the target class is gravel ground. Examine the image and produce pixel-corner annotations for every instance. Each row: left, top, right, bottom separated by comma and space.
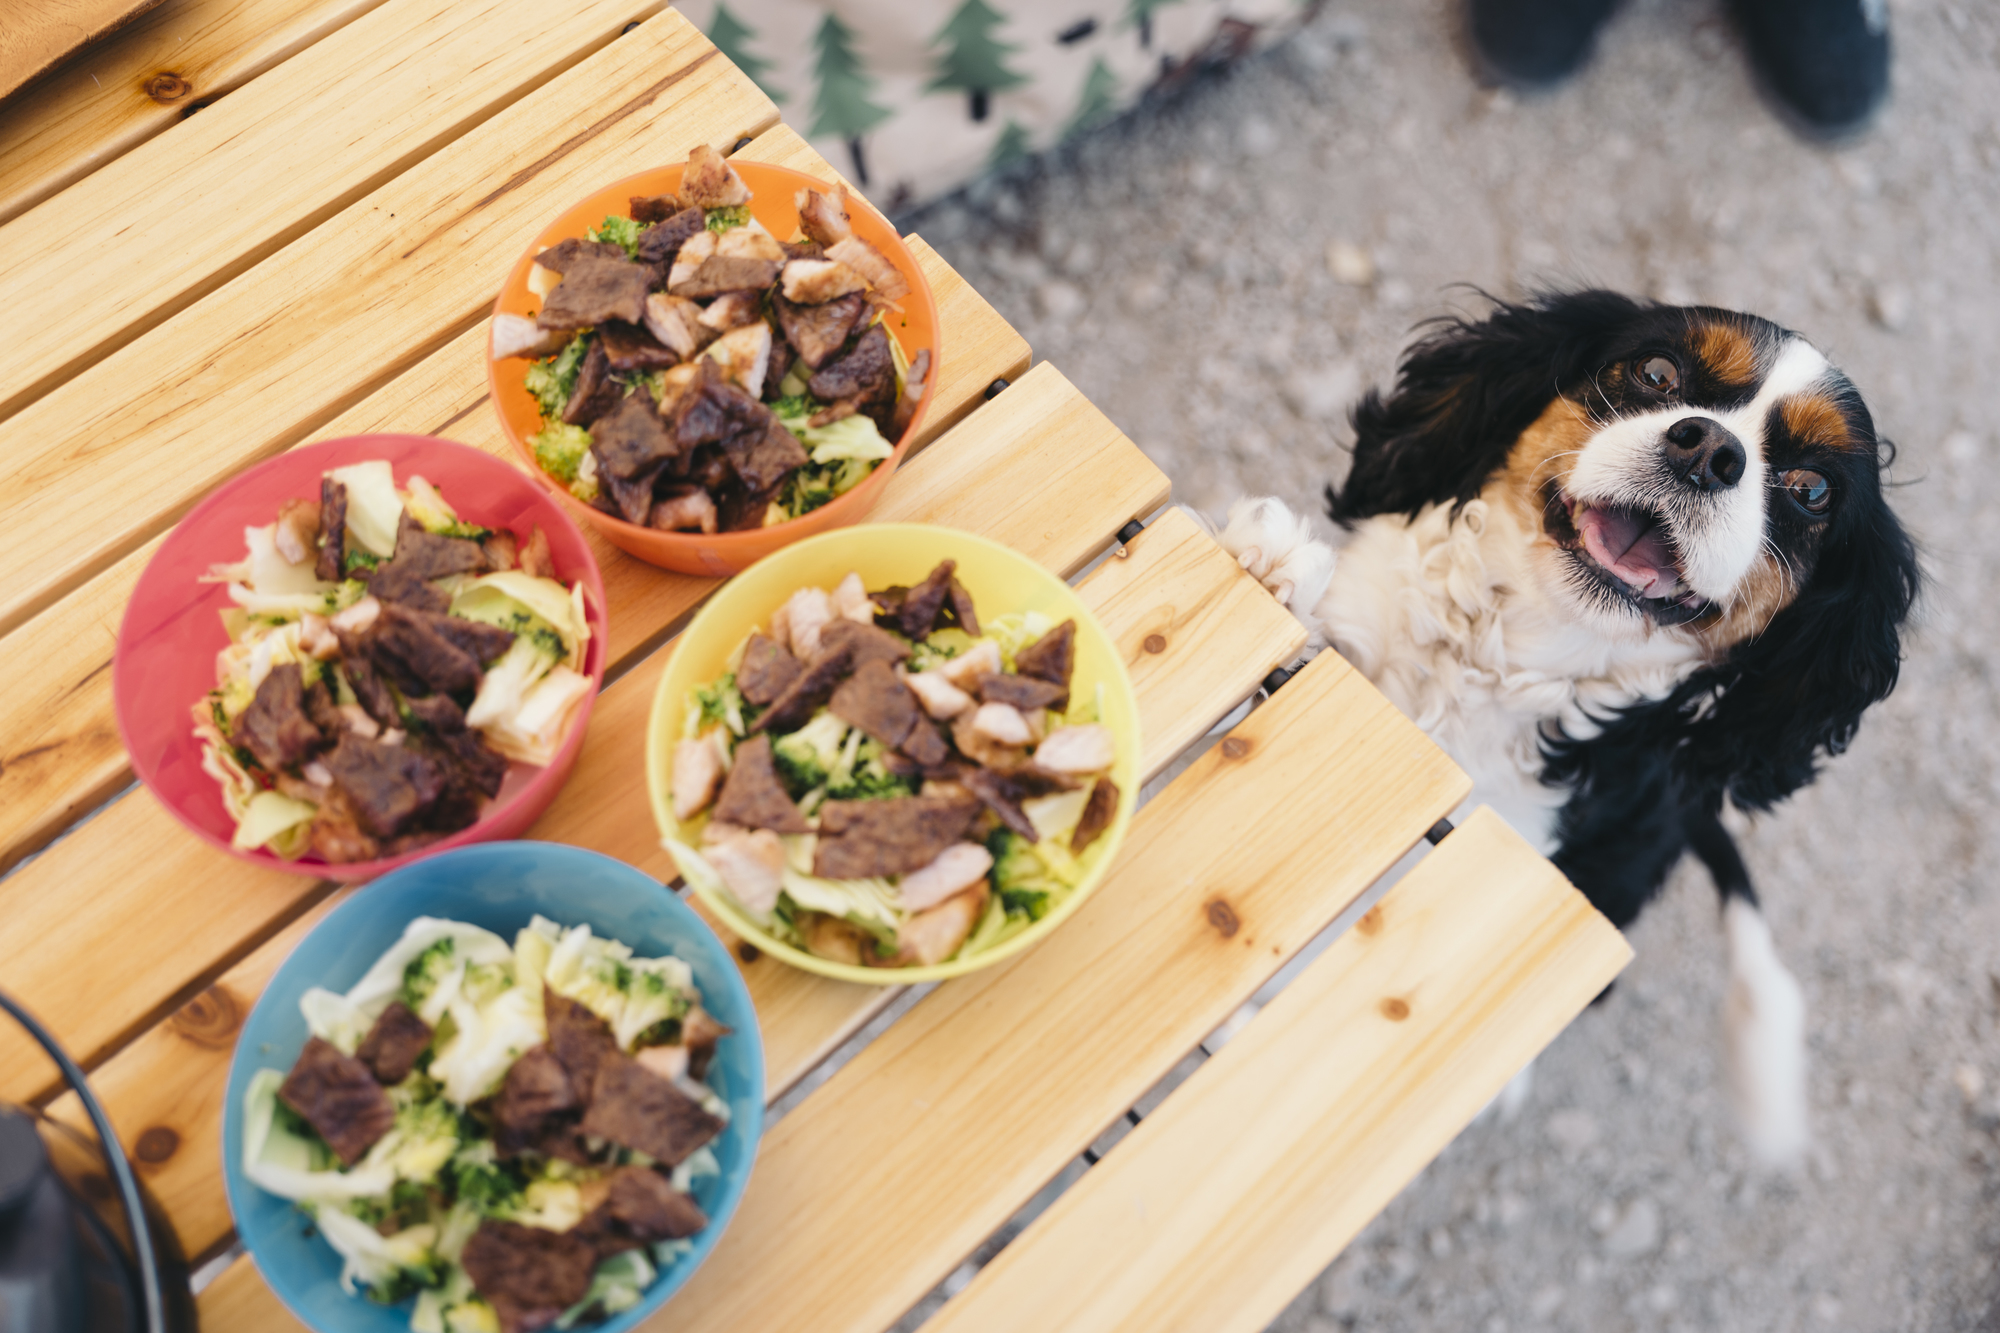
895, 1, 2000, 1328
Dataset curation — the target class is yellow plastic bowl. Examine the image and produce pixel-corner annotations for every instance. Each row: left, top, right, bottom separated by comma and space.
646, 524, 1140, 984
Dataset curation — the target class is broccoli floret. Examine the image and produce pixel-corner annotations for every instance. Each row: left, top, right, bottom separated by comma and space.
704, 205, 752, 233
529, 421, 593, 485
344, 548, 383, 575
450, 1156, 527, 1216
986, 829, 1053, 921
588, 213, 645, 257
827, 736, 916, 800
693, 674, 749, 737
773, 467, 836, 521
401, 938, 455, 1010
524, 335, 592, 420
771, 710, 849, 793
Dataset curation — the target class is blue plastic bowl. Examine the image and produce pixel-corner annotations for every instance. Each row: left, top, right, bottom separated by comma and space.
222, 842, 764, 1333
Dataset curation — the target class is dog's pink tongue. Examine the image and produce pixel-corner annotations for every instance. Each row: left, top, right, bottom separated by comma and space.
1578, 506, 1679, 598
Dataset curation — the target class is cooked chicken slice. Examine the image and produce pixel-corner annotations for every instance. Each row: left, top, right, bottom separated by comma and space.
329, 596, 382, 634
952, 713, 1026, 772
275, 498, 321, 565
653, 361, 702, 416
299, 613, 339, 659
937, 640, 1003, 691
780, 259, 867, 305
491, 311, 571, 360
706, 827, 786, 914
878, 884, 988, 967
527, 260, 561, 299
681, 143, 751, 209
782, 586, 834, 659
802, 912, 869, 965
643, 293, 705, 360
635, 1044, 689, 1082
651, 488, 718, 535
824, 236, 911, 303
971, 702, 1033, 745
716, 226, 786, 264
520, 526, 555, 579
698, 291, 764, 331
900, 668, 973, 720
832, 572, 873, 625
896, 842, 994, 913
703, 321, 772, 400
672, 733, 727, 820
667, 229, 718, 292
1034, 725, 1117, 775
794, 186, 855, 248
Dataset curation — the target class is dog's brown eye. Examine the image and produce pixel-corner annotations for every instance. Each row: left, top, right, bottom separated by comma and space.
1784, 469, 1832, 514
1634, 355, 1681, 393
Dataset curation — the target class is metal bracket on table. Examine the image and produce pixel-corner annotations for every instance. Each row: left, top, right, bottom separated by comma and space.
1425, 818, 1455, 845
1111, 518, 1145, 559
984, 378, 1010, 400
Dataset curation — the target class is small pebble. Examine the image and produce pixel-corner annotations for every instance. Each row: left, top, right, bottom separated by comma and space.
1326, 240, 1376, 285
1036, 281, 1086, 322
1602, 1197, 1663, 1257
1869, 282, 1911, 330
1955, 1064, 1985, 1102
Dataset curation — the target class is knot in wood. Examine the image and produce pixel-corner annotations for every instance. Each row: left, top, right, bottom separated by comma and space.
135, 1126, 179, 1164
1379, 997, 1410, 1022
168, 985, 239, 1048
1204, 898, 1240, 938
1221, 737, 1251, 761
1142, 633, 1167, 654
1355, 906, 1384, 937
736, 942, 761, 964
145, 73, 190, 103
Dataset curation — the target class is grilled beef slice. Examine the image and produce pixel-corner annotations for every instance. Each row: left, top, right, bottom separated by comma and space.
975, 673, 1067, 712
366, 603, 483, 697
628, 193, 683, 225
231, 663, 325, 772
812, 793, 981, 879
577, 1168, 708, 1257
596, 320, 682, 372
675, 255, 780, 300
544, 988, 621, 1099
353, 1001, 433, 1085
491, 1045, 579, 1157
424, 614, 517, 666
278, 1036, 395, 1166
670, 357, 768, 452
946, 576, 979, 637
422, 725, 510, 801
772, 291, 867, 369
737, 633, 804, 707
958, 766, 1041, 841
764, 334, 796, 400
721, 415, 808, 495
711, 735, 810, 833
829, 659, 944, 765
339, 652, 402, 729
1071, 776, 1120, 853
1012, 619, 1076, 695
896, 560, 957, 640
321, 733, 448, 838
534, 238, 629, 273
301, 678, 345, 736
816, 619, 910, 668
807, 323, 895, 404
462, 1220, 599, 1332
387, 511, 488, 580
591, 386, 678, 480
749, 641, 854, 734
561, 339, 622, 427
601, 462, 667, 527
635, 206, 706, 264
364, 561, 449, 614
537, 255, 651, 330
315, 477, 349, 581
580, 1057, 726, 1167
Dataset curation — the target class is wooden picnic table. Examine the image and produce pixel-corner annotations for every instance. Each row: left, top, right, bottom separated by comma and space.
0, 3, 1633, 1329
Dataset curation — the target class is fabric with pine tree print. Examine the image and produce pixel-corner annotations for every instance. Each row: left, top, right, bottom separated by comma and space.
682, 0, 1310, 211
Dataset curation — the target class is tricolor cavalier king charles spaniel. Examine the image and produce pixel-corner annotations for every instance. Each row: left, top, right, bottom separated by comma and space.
1216, 291, 1918, 1164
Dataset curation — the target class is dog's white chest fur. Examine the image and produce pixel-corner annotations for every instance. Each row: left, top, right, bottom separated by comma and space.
1221, 495, 1708, 850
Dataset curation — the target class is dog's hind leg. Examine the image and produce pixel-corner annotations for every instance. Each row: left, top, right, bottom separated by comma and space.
1687, 806, 1809, 1170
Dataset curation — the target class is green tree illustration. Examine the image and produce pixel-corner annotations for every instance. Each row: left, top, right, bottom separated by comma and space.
707, 3, 784, 103
1123, 0, 1186, 48
926, 0, 1028, 123
808, 11, 894, 185
987, 119, 1033, 171
1064, 58, 1119, 140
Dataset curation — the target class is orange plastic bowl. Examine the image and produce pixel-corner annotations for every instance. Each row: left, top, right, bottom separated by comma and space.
488, 160, 940, 577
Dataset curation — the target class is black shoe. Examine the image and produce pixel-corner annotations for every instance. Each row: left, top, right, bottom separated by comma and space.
1735, 0, 1889, 135
1468, 0, 1621, 87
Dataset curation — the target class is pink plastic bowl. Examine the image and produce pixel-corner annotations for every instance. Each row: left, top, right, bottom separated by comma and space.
114, 436, 609, 883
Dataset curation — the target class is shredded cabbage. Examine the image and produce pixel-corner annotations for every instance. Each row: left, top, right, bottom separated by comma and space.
241, 1069, 397, 1203
325, 461, 404, 557
232, 790, 318, 855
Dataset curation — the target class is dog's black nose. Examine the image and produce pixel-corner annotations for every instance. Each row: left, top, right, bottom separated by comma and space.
1663, 416, 1747, 491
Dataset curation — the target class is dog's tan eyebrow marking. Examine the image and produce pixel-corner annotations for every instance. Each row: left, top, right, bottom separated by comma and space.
1693, 322, 1760, 387
1779, 393, 1854, 452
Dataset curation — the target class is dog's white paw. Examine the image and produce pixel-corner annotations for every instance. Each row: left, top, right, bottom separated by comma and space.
1210, 497, 1335, 640
1723, 897, 1809, 1170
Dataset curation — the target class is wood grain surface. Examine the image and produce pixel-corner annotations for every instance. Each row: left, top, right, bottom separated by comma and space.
637, 650, 1470, 1333
922, 808, 1631, 1333
0, 227, 1025, 881
0, 0, 395, 225
0, 0, 169, 105
0, 361, 1114, 1110
0, 7, 776, 642
0, 0, 665, 424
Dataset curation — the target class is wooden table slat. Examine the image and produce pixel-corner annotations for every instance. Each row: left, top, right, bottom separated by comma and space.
0, 0, 170, 106
0, 0, 666, 425
0, 361, 1126, 1110
922, 807, 1630, 1333
0, 6, 777, 642
632, 650, 1470, 1333
55, 496, 1301, 1265
0, 0, 399, 226
0, 222, 1025, 880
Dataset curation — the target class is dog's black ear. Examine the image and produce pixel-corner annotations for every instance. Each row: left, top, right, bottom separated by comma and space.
1328, 289, 1648, 525
1683, 455, 1920, 812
